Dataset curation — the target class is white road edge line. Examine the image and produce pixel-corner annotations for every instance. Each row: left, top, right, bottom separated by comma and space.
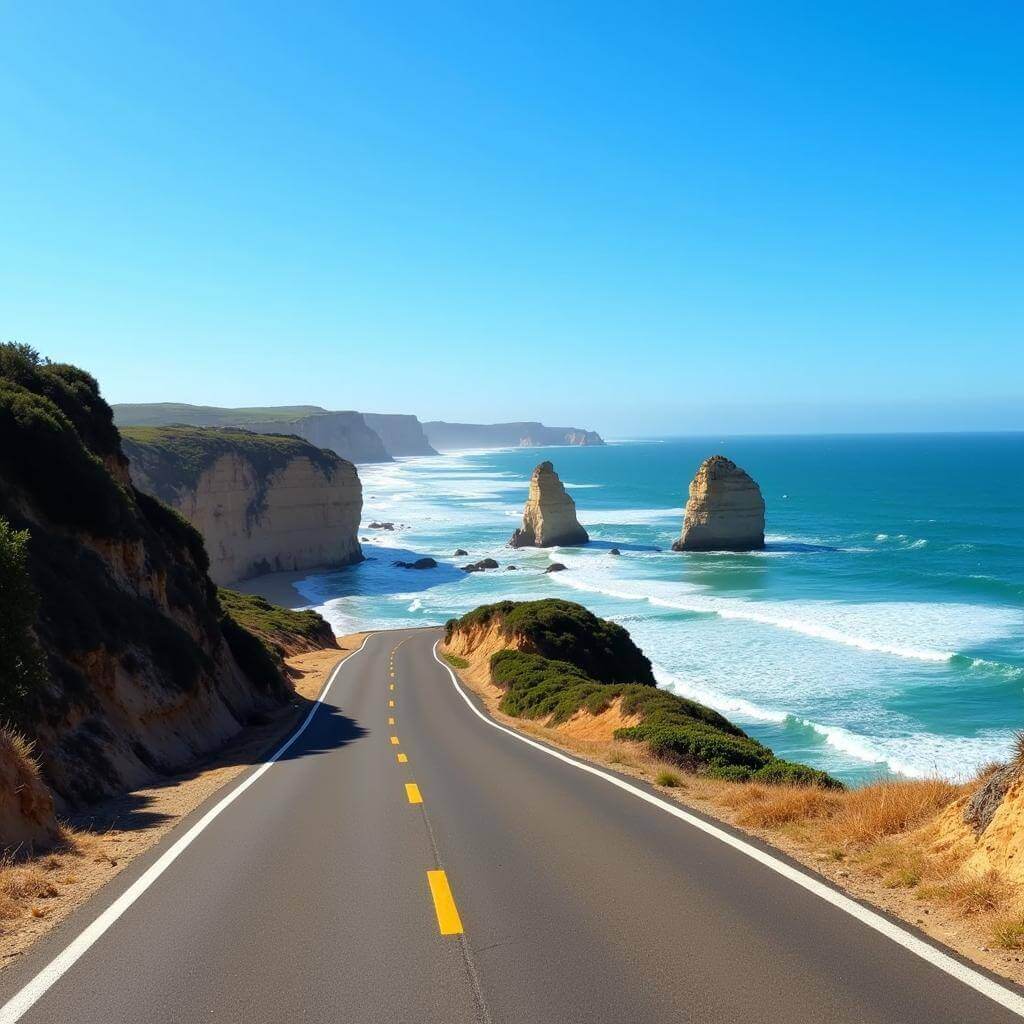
0, 634, 375, 1024
432, 640, 1024, 1018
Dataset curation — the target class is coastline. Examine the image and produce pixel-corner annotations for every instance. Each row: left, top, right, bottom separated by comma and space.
232, 569, 316, 609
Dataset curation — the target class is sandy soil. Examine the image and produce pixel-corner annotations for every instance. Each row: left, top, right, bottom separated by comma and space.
0, 634, 367, 970
231, 569, 318, 609
439, 642, 1024, 987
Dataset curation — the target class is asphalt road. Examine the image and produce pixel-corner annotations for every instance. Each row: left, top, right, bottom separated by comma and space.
2, 627, 1023, 1023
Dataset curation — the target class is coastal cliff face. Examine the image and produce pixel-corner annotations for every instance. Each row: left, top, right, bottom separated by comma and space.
237, 411, 390, 464
673, 455, 765, 552
423, 421, 604, 451
113, 404, 392, 463
362, 413, 437, 456
0, 346, 293, 818
509, 461, 589, 548
122, 426, 363, 585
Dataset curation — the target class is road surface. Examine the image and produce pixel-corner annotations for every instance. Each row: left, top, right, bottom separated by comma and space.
1, 627, 1022, 1023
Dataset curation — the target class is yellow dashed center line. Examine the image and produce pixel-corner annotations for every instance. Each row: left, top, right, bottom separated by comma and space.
405, 782, 423, 805
390, 736, 400, 746
389, 683, 395, 691
388, 716, 395, 725
396, 753, 408, 764
389, 699, 395, 708
427, 870, 464, 935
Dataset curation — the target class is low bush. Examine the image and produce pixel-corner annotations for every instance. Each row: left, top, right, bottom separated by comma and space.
447, 598, 655, 684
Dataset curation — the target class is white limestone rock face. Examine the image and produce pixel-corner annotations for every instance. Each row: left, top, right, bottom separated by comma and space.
673, 456, 765, 552
509, 461, 589, 548
128, 449, 363, 584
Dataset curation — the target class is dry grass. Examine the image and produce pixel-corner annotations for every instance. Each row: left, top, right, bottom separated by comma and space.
655, 769, 682, 788
443, 645, 1024, 985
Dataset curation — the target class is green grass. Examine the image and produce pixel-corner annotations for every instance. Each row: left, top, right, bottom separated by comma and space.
218, 589, 335, 657
450, 598, 840, 789
121, 425, 340, 506
442, 652, 469, 670
446, 598, 654, 685
656, 769, 682, 787
113, 403, 330, 427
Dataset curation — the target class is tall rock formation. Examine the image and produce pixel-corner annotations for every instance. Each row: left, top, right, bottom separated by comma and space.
509, 461, 589, 548
423, 421, 604, 451
122, 426, 363, 585
672, 456, 765, 552
362, 413, 437, 456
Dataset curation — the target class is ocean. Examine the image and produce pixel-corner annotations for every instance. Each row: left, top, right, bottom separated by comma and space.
293, 434, 1024, 785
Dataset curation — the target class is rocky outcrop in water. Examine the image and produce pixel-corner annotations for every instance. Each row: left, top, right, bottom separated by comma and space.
423, 421, 604, 451
509, 462, 589, 549
122, 426, 363, 585
672, 455, 765, 552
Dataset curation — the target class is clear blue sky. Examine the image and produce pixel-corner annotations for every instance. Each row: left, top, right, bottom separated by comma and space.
2, 2, 1021, 435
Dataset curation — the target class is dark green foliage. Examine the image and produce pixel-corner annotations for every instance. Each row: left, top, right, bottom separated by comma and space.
219, 613, 285, 694
218, 589, 336, 660
457, 599, 840, 788
0, 343, 291, 794
751, 759, 839, 788
0, 517, 48, 715
446, 598, 654, 684
134, 490, 210, 574
120, 425, 341, 512
0, 376, 136, 537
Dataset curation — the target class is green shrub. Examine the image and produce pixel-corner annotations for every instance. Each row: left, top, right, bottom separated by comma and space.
0, 517, 48, 716
219, 613, 284, 694
752, 758, 841, 789
442, 652, 469, 670
217, 589, 334, 658
446, 598, 654, 684
456, 598, 839, 788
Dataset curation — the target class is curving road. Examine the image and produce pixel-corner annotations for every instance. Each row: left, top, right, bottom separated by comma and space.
2, 627, 1023, 1023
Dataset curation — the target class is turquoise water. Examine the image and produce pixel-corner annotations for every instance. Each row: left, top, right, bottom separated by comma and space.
295, 435, 1024, 784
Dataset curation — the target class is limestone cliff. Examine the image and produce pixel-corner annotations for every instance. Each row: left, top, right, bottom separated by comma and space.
509, 461, 589, 548
423, 421, 604, 451
237, 411, 390, 464
113, 404, 391, 464
0, 345, 294, 817
122, 426, 363, 585
362, 413, 437, 456
672, 456, 765, 552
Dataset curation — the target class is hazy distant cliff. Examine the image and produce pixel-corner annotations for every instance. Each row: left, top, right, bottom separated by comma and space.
362, 413, 437, 456
0, 346, 294, 819
122, 426, 363, 585
423, 421, 604, 451
113, 404, 391, 464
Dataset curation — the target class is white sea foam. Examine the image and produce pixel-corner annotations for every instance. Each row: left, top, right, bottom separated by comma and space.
549, 555, 1020, 664
576, 507, 682, 526
804, 722, 1015, 781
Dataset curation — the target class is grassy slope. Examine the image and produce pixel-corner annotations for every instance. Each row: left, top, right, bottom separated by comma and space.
112, 403, 330, 426
218, 589, 336, 660
449, 598, 655, 685
120, 425, 341, 502
447, 599, 837, 788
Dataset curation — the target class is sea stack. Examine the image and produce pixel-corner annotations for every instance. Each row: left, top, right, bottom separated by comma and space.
673, 455, 765, 552
509, 461, 589, 548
